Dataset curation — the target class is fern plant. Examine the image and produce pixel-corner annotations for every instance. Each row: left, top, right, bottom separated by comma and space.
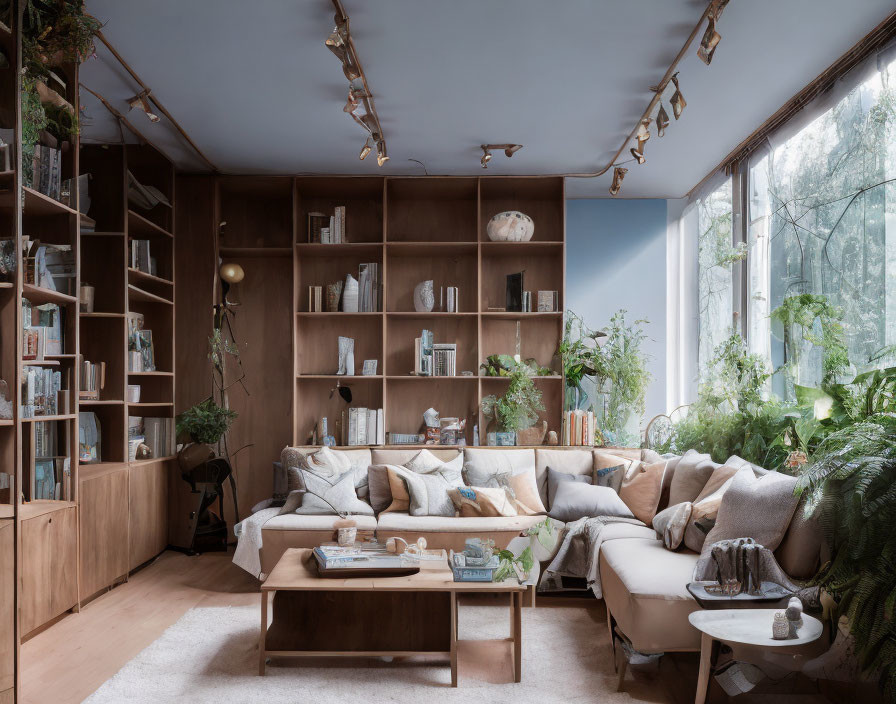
481, 362, 545, 433
176, 397, 237, 446
795, 414, 896, 700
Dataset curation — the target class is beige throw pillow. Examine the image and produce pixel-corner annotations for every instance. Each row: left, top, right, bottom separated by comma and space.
652, 501, 693, 550
618, 459, 667, 524
682, 465, 747, 552
668, 449, 719, 506
448, 486, 518, 517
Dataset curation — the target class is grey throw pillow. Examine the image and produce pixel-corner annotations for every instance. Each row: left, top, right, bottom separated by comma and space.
403, 467, 464, 517
464, 468, 511, 489
293, 469, 374, 516
545, 467, 592, 511
668, 449, 718, 505
548, 481, 634, 523
593, 463, 625, 493
652, 501, 693, 550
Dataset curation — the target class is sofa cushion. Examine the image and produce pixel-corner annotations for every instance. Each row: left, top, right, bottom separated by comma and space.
593, 464, 625, 493
618, 459, 667, 524
463, 448, 545, 514
382, 467, 411, 513
599, 538, 701, 652
281, 446, 372, 499
404, 465, 466, 517
694, 468, 800, 579
545, 466, 592, 510
668, 449, 719, 506
652, 501, 692, 550
593, 450, 639, 472
264, 513, 378, 531
371, 450, 464, 515
775, 498, 822, 580
292, 470, 374, 516
375, 511, 551, 534
371, 448, 460, 466
535, 448, 593, 507
598, 522, 658, 543
448, 486, 518, 517
549, 482, 634, 523
682, 464, 745, 552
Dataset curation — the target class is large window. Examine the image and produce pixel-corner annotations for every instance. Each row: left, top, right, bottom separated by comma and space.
748, 53, 896, 398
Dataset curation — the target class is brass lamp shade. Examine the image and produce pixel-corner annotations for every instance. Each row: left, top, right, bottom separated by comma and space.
220, 262, 245, 284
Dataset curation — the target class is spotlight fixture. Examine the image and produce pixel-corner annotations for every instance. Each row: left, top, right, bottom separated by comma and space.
670, 73, 686, 120
697, 17, 721, 64
656, 103, 670, 137
629, 119, 650, 164
126, 90, 160, 123
359, 137, 372, 160
609, 167, 627, 197
479, 143, 523, 169
324, 1, 388, 166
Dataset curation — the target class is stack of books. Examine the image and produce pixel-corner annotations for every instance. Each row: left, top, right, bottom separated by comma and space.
308, 285, 323, 312
79, 358, 106, 400
21, 366, 63, 418
432, 343, 457, 377
312, 543, 406, 571
33, 458, 69, 500
143, 417, 174, 459
347, 407, 385, 446
29, 145, 62, 200
22, 300, 65, 359
357, 262, 380, 312
24, 238, 75, 294
308, 207, 347, 244
414, 329, 434, 376
34, 420, 58, 459
563, 409, 596, 446
130, 239, 157, 276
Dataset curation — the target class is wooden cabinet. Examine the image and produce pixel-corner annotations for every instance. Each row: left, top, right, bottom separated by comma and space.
19, 505, 78, 636
79, 468, 129, 601
0, 519, 14, 694
129, 460, 169, 571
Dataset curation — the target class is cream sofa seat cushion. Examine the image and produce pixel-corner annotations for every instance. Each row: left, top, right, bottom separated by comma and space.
599, 538, 701, 652
535, 449, 593, 506
597, 522, 658, 543
264, 513, 378, 531
375, 511, 553, 534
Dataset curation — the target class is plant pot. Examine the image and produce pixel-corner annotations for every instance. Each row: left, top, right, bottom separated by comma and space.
516, 421, 547, 446
177, 442, 215, 473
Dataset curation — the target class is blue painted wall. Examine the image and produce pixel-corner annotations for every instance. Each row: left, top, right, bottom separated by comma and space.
565, 198, 668, 422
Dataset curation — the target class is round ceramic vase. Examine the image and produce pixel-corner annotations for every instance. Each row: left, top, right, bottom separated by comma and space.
487, 211, 535, 242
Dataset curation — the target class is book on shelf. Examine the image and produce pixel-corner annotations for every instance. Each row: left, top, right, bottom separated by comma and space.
432, 343, 457, 377
22, 299, 65, 359
21, 365, 63, 418
522, 291, 532, 313
387, 432, 425, 445
28, 144, 62, 200
346, 407, 384, 446
127, 312, 155, 372
439, 286, 459, 313
414, 329, 434, 376
23, 237, 75, 295
308, 285, 323, 312
130, 239, 157, 276
357, 262, 380, 312
33, 419, 58, 459
506, 271, 524, 312
563, 409, 595, 446
308, 212, 328, 243
79, 411, 101, 464
78, 357, 106, 400
128, 416, 174, 460
537, 290, 559, 312
309, 206, 346, 244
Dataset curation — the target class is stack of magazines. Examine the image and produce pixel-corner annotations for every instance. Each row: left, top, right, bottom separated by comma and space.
313, 543, 406, 571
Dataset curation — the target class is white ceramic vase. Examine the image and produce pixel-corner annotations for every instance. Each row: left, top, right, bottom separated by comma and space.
487, 211, 535, 242
337, 336, 355, 376
342, 274, 359, 313
414, 280, 435, 312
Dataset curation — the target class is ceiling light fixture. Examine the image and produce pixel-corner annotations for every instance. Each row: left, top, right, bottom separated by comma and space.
609, 167, 628, 197
670, 73, 686, 120
629, 119, 650, 164
325, 0, 388, 167
479, 143, 522, 169
698, 0, 728, 65
656, 103, 670, 137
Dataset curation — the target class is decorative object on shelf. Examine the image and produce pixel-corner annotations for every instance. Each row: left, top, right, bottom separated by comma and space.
126, 384, 141, 403
78, 411, 102, 464
439, 416, 465, 446
463, 537, 495, 566
135, 443, 152, 460
413, 279, 434, 312
0, 239, 16, 282
786, 596, 803, 628
537, 290, 559, 313
494, 431, 515, 446
506, 271, 524, 312
439, 286, 459, 313
0, 380, 11, 420
79, 283, 95, 313
326, 280, 343, 312
547, 430, 559, 445
482, 360, 545, 446
337, 336, 355, 376
362, 359, 377, 376
479, 143, 523, 169
487, 211, 534, 242
342, 274, 359, 312
219, 262, 245, 284
422, 406, 440, 444
516, 420, 547, 446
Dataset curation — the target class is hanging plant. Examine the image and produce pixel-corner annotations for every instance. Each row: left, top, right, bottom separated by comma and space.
24, 0, 102, 75
481, 362, 545, 433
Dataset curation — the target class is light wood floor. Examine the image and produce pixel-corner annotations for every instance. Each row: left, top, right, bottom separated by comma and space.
21, 550, 837, 704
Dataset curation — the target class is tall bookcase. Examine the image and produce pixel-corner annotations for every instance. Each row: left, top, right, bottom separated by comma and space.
191, 175, 564, 514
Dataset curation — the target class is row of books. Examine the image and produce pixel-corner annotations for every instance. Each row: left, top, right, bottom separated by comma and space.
308, 207, 347, 244
357, 262, 380, 312
127, 312, 156, 372
22, 299, 65, 359
24, 237, 75, 295
130, 239, 159, 277
413, 330, 458, 377
312, 543, 406, 571
307, 285, 323, 313
29, 144, 63, 201
347, 407, 385, 446
21, 366, 64, 418
79, 359, 106, 400
128, 416, 175, 461
33, 457, 71, 501
34, 418, 59, 459
563, 409, 596, 446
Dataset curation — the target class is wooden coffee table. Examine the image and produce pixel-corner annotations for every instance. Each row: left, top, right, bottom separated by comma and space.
259, 547, 528, 686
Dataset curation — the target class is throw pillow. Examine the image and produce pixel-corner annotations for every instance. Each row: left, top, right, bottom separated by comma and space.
548, 481, 634, 523
593, 450, 638, 473
682, 465, 747, 552
507, 468, 547, 515
382, 467, 412, 513
367, 464, 394, 513
448, 486, 518, 517
667, 449, 719, 506
405, 448, 463, 474
403, 467, 465, 517
545, 466, 592, 510
464, 469, 511, 489
292, 469, 374, 516
618, 459, 667, 524
652, 501, 693, 550
593, 464, 625, 493
697, 468, 800, 560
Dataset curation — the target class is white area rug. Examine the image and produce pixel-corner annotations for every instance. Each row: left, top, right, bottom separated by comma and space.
83, 603, 633, 703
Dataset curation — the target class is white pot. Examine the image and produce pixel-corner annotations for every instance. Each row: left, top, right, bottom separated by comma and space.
487, 211, 535, 242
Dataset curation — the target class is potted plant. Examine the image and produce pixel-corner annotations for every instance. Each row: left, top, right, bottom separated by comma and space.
175, 397, 238, 471
481, 361, 545, 445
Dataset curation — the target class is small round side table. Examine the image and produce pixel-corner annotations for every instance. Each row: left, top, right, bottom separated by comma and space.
688, 608, 823, 704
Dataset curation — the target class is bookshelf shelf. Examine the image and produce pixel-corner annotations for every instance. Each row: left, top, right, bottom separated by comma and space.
297, 374, 382, 380
127, 402, 173, 408
128, 209, 173, 239
296, 243, 383, 256
80, 312, 125, 319
21, 414, 77, 423
127, 267, 173, 287
127, 284, 173, 305
127, 371, 173, 376
18, 185, 79, 217
19, 500, 78, 521
481, 311, 564, 319
0, 419, 13, 427
219, 246, 292, 258
295, 311, 382, 318
0, 281, 13, 289
78, 400, 124, 405
22, 283, 78, 306
21, 359, 60, 366
385, 375, 478, 381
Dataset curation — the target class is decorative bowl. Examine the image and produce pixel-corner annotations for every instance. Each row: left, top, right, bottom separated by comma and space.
487, 211, 534, 242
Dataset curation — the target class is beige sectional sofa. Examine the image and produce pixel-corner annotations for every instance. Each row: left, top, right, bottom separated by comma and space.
260, 444, 819, 657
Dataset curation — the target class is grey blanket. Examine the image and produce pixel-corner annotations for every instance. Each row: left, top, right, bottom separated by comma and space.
540, 515, 646, 597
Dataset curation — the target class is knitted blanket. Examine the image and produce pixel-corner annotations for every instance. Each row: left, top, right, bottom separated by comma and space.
232, 507, 281, 579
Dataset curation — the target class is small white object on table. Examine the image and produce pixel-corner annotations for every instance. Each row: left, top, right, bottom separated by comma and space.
504, 536, 541, 607
688, 608, 823, 704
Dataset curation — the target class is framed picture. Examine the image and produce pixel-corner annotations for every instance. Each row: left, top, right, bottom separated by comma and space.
136, 329, 155, 372
362, 359, 378, 376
